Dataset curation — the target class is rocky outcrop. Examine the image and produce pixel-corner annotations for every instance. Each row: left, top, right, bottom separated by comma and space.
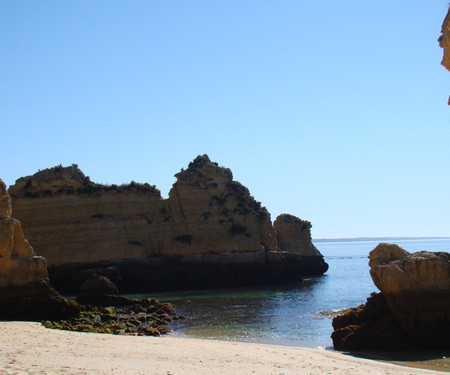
42, 298, 183, 336
8, 155, 328, 294
439, 7, 450, 71
331, 243, 450, 350
438, 6, 450, 103
331, 292, 411, 351
0, 178, 79, 321
274, 214, 328, 275
369, 243, 450, 348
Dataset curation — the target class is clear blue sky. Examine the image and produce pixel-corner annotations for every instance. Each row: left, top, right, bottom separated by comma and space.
1, 1, 449, 238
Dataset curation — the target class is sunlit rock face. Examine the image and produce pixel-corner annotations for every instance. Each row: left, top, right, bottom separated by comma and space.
439, 7, 450, 71
0, 178, 79, 321
438, 6, 450, 103
274, 214, 321, 256
369, 243, 450, 295
331, 243, 450, 350
0, 178, 47, 286
9, 155, 328, 293
274, 214, 328, 275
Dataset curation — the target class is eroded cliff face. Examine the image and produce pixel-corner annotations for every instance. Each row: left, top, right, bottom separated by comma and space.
0, 178, 47, 286
9, 164, 164, 265
0, 178, 79, 320
274, 214, 328, 275
439, 6, 450, 104
9, 155, 327, 293
274, 214, 321, 256
439, 7, 450, 71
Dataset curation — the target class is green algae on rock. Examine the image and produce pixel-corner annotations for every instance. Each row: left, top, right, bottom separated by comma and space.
41, 298, 184, 336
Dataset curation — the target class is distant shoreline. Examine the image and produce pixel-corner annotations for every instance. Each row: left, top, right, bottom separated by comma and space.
313, 237, 450, 243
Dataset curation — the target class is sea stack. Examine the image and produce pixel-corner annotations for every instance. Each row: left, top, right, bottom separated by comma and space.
8, 155, 328, 294
0, 178, 79, 320
331, 243, 450, 350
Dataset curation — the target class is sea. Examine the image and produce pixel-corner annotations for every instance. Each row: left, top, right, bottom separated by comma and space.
141, 238, 450, 349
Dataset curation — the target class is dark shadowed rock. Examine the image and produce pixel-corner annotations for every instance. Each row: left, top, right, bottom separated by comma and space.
76, 274, 140, 306
331, 292, 412, 350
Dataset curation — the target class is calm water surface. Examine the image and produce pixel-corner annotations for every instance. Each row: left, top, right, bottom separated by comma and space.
138, 238, 450, 348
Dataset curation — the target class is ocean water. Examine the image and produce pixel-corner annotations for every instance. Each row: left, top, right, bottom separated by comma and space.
147, 238, 450, 348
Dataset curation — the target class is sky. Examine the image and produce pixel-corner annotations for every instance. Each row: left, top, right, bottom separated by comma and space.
1, 1, 449, 239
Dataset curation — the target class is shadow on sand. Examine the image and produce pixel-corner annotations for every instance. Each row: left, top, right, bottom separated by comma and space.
341, 349, 450, 372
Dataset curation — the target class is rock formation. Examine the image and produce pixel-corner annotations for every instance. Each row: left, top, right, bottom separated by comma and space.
331, 243, 450, 350
0, 178, 79, 320
274, 214, 328, 274
438, 6, 450, 103
8, 155, 328, 294
439, 6, 450, 71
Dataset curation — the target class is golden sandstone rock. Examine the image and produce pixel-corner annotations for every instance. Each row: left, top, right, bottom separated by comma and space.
438, 6, 450, 103
0, 178, 80, 321
8, 156, 328, 293
0, 178, 48, 286
369, 243, 450, 295
439, 6, 450, 71
274, 214, 322, 256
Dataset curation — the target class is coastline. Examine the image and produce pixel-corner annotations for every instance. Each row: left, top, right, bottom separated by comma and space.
0, 322, 447, 375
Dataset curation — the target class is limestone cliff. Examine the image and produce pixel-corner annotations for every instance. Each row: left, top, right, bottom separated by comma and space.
0, 178, 79, 320
0, 178, 47, 285
438, 6, 450, 103
8, 155, 327, 293
331, 243, 450, 350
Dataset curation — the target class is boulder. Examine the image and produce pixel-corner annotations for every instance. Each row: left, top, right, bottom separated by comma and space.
331, 243, 450, 350
76, 274, 139, 306
369, 243, 450, 348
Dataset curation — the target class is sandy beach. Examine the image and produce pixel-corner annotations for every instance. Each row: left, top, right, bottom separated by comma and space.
0, 322, 447, 375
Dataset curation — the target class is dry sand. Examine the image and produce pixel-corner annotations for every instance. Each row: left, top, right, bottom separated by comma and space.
0, 322, 447, 375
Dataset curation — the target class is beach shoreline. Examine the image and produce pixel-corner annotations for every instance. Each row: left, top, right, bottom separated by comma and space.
0, 322, 447, 375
